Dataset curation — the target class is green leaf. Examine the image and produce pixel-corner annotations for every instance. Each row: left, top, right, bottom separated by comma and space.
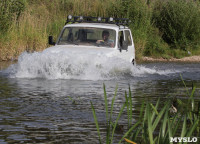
150, 103, 159, 116
103, 83, 109, 123
168, 119, 173, 144
110, 102, 126, 144
129, 86, 133, 126
103, 84, 110, 144
147, 103, 154, 144
171, 114, 181, 136
180, 74, 190, 96
151, 98, 160, 122
107, 84, 118, 143
152, 102, 169, 132
119, 121, 141, 144
180, 116, 187, 138
139, 102, 145, 120
161, 111, 168, 138
186, 120, 199, 137
90, 101, 102, 144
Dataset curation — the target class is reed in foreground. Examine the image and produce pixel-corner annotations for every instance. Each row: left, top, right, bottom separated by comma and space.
91, 83, 200, 144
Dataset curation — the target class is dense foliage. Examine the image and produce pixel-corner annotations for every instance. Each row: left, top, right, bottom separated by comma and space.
0, 0, 200, 60
153, 0, 200, 51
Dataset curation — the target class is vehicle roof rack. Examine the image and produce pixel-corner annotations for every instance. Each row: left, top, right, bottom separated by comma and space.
65, 15, 131, 27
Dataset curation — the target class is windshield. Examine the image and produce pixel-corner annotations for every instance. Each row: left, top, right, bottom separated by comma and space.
57, 27, 116, 48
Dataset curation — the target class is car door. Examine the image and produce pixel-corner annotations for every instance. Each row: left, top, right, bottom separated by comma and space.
117, 30, 135, 63
124, 29, 135, 63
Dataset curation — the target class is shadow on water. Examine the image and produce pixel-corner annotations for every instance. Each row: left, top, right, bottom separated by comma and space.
0, 61, 200, 143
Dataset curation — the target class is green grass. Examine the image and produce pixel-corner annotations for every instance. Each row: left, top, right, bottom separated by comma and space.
91, 82, 200, 144
1, 0, 200, 61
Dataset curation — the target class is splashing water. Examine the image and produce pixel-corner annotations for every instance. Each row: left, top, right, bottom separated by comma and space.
4, 47, 176, 80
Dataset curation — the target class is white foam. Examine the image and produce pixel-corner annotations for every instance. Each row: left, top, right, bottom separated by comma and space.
5, 47, 177, 80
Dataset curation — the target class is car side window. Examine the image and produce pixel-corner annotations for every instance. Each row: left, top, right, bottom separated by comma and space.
118, 31, 124, 48
125, 30, 132, 46
60, 28, 69, 42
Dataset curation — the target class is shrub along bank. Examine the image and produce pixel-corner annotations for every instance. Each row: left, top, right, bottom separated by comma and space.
0, 0, 200, 61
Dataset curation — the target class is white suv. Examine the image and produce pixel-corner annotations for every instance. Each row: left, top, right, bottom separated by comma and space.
49, 15, 135, 64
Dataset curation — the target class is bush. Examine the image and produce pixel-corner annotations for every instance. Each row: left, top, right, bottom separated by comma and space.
0, 0, 26, 32
127, 0, 152, 59
1, 0, 200, 60
144, 27, 170, 58
153, 0, 200, 51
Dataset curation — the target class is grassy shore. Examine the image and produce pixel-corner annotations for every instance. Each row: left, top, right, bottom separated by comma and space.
0, 0, 200, 61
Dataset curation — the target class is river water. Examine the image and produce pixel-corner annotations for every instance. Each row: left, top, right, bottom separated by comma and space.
0, 50, 200, 143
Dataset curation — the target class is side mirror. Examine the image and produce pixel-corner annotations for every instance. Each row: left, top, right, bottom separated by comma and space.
122, 40, 128, 51
48, 36, 55, 45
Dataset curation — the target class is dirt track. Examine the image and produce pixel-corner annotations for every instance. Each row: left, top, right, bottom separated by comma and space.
142, 56, 200, 62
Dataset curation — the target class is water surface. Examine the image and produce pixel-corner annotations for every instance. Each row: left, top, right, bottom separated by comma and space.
0, 51, 200, 143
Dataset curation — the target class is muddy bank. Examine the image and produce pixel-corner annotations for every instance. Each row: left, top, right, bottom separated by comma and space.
142, 56, 200, 63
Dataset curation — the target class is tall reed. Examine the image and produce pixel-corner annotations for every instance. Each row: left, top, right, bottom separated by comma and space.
91, 83, 200, 144
90, 84, 127, 144
1, 0, 200, 61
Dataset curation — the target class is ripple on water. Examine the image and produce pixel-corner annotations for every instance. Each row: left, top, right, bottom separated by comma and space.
1, 60, 200, 143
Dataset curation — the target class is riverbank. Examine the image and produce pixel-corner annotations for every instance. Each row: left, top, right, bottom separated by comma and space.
1, 55, 200, 64
142, 56, 200, 63
1, 0, 200, 61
